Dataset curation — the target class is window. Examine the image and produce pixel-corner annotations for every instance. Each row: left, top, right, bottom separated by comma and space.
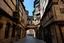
13, 11, 19, 19
60, 8, 64, 14
36, 6, 40, 12
61, 0, 64, 3
5, 22, 11, 39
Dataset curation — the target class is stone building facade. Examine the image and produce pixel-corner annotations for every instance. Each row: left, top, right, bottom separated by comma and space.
0, 0, 28, 43
40, 0, 64, 43
33, 0, 48, 39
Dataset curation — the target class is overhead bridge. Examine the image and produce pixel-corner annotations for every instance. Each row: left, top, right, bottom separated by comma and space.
26, 24, 37, 30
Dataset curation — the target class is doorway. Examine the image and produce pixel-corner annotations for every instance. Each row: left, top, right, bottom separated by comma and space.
11, 24, 16, 38
43, 27, 52, 43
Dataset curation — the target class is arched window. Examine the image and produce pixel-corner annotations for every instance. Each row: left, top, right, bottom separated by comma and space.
5, 22, 11, 39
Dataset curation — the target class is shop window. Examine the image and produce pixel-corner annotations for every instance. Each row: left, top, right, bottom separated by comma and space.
5, 22, 11, 39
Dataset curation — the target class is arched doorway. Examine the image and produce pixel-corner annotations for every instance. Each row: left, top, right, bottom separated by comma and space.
26, 29, 36, 37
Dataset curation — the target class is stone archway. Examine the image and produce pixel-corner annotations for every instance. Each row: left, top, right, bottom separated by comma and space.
26, 29, 36, 37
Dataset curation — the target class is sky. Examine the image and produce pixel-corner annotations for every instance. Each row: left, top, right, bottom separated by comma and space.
23, 0, 34, 16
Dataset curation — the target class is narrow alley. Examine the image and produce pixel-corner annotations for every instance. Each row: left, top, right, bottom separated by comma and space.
0, 0, 64, 43
14, 36, 46, 43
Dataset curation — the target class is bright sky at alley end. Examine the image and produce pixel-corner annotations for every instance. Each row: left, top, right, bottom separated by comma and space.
24, 0, 34, 16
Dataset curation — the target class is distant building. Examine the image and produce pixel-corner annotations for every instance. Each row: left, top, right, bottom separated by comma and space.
33, 0, 40, 25
33, 0, 48, 25
27, 16, 33, 25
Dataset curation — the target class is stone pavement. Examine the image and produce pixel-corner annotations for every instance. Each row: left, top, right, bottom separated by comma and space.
14, 36, 46, 43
